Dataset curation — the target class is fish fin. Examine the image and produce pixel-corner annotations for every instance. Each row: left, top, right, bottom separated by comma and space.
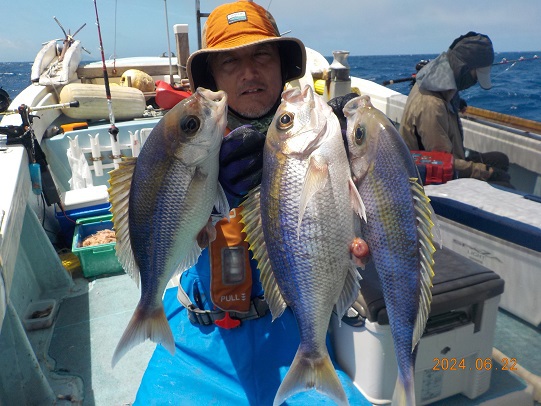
173, 241, 203, 278
335, 265, 361, 324
215, 182, 231, 222
196, 219, 216, 248
298, 154, 329, 237
391, 369, 415, 406
111, 302, 175, 368
410, 178, 437, 349
349, 177, 367, 221
274, 350, 348, 406
241, 186, 287, 320
108, 157, 140, 287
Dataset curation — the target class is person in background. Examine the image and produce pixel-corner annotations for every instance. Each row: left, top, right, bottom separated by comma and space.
399, 32, 513, 188
135, 1, 368, 404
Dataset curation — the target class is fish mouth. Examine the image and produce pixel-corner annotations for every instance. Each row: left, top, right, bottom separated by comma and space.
196, 88, 228, 110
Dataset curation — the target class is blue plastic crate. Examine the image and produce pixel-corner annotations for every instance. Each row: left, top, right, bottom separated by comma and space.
56, 202, 111, 246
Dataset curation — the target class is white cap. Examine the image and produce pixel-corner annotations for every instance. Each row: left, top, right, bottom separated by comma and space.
476, 66, 492, 89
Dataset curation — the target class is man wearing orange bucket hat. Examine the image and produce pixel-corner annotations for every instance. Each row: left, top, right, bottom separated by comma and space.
135, 2, 367, 405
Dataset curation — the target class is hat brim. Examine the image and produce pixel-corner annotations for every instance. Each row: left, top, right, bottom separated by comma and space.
476, 66, 492, 90
187, 37, 306, 93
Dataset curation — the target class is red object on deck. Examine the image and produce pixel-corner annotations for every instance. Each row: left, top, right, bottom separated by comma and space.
155, 80, 191, 109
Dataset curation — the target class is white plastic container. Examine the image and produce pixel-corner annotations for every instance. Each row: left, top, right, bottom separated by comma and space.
330, 295, 501, 405
23, 299, 58, 331
61, 184, 110, 211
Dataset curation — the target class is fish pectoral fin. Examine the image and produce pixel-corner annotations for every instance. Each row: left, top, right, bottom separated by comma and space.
215, 182, 231, 222
240, 186, 288, 320
108, 156, 140, 286
298, 154, 329, 237
349, 177, 366, 221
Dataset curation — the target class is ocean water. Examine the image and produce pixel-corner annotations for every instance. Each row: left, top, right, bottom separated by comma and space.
345, 51, 541, 122
1, 51, 540, 121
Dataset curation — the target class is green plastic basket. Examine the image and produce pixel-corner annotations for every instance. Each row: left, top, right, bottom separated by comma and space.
72, 214, 124, 278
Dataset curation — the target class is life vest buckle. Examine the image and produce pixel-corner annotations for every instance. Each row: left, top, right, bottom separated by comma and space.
214, 311, 241, 329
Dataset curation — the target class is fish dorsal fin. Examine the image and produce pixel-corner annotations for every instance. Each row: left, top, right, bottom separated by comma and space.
241, 186, 287, 320
334, 265, 362, 325
108, 157, 140, 287
410, 178, 437, 349
298, 154, 329, 237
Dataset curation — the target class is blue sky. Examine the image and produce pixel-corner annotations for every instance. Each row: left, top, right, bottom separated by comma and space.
0, 0, 540, 62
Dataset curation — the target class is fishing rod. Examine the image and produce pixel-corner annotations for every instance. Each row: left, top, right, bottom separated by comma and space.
382, 55, 539, 87
0, 101, 80, 116
494, 55, 539, 65
92, 0, 119, 142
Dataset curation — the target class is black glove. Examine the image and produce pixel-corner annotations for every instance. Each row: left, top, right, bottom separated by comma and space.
327, 93, 359, 133
488, 166, 511, 183
328, 93, 359, 156
218, 125, 266, 207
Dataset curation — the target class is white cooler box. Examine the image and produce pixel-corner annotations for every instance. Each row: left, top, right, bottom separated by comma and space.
330, 247, 504, 405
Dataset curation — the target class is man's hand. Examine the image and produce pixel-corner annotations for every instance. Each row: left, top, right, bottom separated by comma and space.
219, 125, 266, 207
327, 93, 359, 132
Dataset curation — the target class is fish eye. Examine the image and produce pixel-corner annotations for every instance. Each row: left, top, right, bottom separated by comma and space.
354, 125, 366, 145
180, 115, 201, 134
277, 112, 294, 130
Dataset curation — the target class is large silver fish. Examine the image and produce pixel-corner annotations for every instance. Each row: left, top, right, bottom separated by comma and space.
343, 95, 439, 406
108, 88, 229, 367
242, 85, 365, 406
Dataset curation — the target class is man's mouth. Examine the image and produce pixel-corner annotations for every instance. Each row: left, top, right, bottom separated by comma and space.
240, 86, 264, 96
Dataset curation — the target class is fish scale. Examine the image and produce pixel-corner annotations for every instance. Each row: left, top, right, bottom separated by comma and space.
242, 85, 365, 406
344, 94, 438, 406
108, 87, 229, 367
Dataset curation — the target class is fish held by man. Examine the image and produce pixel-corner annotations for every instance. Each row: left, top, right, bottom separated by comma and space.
343, 95, 440, 406
242, 85, 365, 406
108, 88, 230, 367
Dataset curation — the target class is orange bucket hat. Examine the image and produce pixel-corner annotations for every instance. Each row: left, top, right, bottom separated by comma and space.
187, 1, 306, 92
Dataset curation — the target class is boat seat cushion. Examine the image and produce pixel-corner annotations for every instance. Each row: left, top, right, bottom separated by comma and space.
358, 247, 505, 325
425, 178, 541, 252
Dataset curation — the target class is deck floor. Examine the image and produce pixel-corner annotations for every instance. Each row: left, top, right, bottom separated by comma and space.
49, 273, 154, 405
47, 272, 541, 405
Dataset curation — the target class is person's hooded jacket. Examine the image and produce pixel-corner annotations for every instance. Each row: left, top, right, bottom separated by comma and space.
399, 32, 494, 180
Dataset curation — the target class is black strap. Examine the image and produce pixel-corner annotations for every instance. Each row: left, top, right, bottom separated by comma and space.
187, 296, 269, 326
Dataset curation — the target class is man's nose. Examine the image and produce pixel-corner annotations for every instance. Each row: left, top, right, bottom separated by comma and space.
238, 58, 259, 79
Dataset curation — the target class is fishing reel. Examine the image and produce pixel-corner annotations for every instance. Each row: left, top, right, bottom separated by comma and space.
415, 59, 430, 72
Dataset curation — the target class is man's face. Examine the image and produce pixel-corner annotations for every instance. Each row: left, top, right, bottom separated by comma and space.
209, 43, 283, 118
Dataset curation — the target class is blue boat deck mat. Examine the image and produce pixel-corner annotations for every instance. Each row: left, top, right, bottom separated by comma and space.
135, 287, 371, 406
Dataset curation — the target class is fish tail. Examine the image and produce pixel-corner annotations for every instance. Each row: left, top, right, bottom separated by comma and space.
111, 302, 175, 367
273, 350, 348, 406
391, 369, 415, 406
